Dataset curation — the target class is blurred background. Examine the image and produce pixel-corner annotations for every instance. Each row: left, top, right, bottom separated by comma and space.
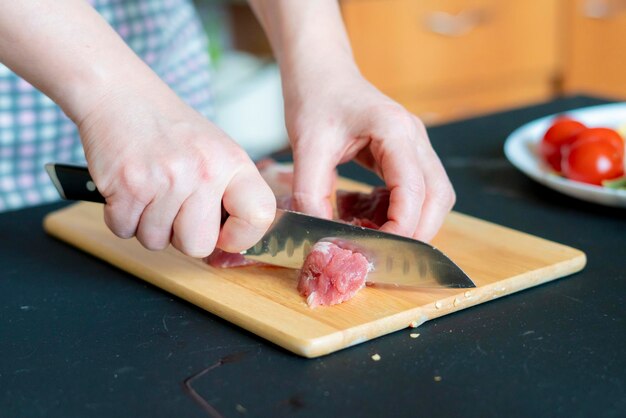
194, 0, 626, 157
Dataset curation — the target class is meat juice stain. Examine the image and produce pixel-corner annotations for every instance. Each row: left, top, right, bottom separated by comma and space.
287, 395, 305, 410
182, 351, 249, 418
277, 394, 306, 411
221, 352, 248, 364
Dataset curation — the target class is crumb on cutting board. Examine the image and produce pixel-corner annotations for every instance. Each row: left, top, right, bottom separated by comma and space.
371, 353, 381, 361
434, 376, 442, 382
410, 333, 420, 339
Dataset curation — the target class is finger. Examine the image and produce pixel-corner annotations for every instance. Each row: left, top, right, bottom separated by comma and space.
292, 146, 337, 219
171, 187, 222, 258
100, 164, 155, 239
412, 157, 455, 241
378, 168, 425, 238
371, 125, 425, 237
135, 187, 190, 251
411, 119, 456, 241
217, 168, 276, 253
103, 195, 145, 239
412, 195, 452, 242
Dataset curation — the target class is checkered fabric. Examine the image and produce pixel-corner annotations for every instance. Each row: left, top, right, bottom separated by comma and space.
0, 0, 213, 212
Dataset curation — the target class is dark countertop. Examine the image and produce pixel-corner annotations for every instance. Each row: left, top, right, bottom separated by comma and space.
1, 96, 624, 418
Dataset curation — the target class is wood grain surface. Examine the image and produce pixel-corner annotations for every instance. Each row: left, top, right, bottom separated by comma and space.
43, 178, 586, 358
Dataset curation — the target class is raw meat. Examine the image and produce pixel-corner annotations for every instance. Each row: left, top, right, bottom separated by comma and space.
336, 187, 390, 229
343, 217, 380, 229
295, 187, 390, 307
205, 160, 392, 309
297, 241, 372, 308
204, 250, 259, 268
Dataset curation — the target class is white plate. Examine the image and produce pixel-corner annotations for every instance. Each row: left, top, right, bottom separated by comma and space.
504, 102, 626, 208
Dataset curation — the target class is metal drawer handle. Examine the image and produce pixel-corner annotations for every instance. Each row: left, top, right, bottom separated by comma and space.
423, 9, 491, 37
582, 0, 626, 18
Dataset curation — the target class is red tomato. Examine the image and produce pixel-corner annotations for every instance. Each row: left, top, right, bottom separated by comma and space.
562, 139, 624, 185
572, 127, 624, 157
540, 117, 587, 172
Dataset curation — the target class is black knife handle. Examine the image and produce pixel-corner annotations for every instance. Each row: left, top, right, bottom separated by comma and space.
45, 163, 232, 226
45, 163, 105, 203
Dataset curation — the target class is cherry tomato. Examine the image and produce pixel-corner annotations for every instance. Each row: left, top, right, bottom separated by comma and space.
562, 139, 624, 185
572, 127, 624, 157
540, 117, 587, 172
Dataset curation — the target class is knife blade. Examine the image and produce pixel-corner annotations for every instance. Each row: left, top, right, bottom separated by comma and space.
45, 163, 475, 289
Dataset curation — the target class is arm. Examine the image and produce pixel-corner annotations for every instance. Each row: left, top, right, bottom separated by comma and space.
249, 0, 455, 241
0, 0, 156, 123
0, 1, 276, 256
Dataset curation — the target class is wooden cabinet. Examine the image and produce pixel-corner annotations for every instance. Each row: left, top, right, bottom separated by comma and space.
341, 0, 562, 124
224, 1, 626, 124
564, 0, 626, 98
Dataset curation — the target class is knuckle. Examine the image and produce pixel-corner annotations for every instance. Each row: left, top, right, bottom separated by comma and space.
195, 145, 249, 185
433, 181, 456, 209
194, 152, 221, 184
159, 157, 185, 189
137, 230, 169, 251
373, 104, 416, 138
119, 164, 152, 203
252, 198, 277, 228
405, 179, 426, 201
104, 208, 136, 239
172, 231, 216, 259
109, 225, 134, 239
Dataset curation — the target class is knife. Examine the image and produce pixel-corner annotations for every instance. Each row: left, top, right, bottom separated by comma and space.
45, 163, 475, 289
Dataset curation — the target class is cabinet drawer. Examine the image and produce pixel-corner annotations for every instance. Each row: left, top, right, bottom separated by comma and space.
341, 0, 560, 93
564, 0, 626, 98
392, 76, 553, 125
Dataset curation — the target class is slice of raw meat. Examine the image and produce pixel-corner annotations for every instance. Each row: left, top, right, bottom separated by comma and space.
336, 187, 390, 229
206, 160, 389, 309
297, 241, 373, 308
204, 250, 259, 268
344, 217, 380, 229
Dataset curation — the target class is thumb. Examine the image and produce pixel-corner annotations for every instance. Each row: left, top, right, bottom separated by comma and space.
292, 148, 337, 219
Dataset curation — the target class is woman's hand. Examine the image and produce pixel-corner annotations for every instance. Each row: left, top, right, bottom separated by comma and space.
78, 83, 276, 257
249, 0, 455, 242
283, 70, 455, 242
0, 0, 276, 257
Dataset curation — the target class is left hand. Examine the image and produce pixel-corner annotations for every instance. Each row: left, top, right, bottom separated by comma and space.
283, 69, 455, 242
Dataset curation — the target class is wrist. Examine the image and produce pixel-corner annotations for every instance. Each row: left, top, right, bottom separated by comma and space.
58, 58, 166, 127
280, 51, 362, 101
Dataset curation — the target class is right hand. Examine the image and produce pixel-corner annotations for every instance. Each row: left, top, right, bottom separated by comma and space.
76, 82, 276, 257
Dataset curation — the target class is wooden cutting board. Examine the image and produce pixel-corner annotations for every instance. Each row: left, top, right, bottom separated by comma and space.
43, 178, 586, 358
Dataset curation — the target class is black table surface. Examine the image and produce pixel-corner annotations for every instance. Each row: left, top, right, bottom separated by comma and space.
1, 96, 625, 418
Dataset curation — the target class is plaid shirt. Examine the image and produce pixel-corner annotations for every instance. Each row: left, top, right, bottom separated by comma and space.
0, 0, 213, 212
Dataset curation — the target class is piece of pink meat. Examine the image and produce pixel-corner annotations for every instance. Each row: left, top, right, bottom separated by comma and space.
297, 241, 372, 308
298, 187, 390, 306
336, 187, 390, 229
205, 161, 391, 308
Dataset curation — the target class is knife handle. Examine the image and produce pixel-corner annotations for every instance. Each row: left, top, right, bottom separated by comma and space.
45, 163, 230, 226
45, 163, 234, 227
45, 163, 105, 203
